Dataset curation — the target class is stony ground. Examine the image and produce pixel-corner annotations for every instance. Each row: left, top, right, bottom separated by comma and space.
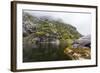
64, 48, 91, 60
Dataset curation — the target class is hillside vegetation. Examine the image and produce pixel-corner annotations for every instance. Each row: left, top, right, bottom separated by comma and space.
23, 12, 90, 62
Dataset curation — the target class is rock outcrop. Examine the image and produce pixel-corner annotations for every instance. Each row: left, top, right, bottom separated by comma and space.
72, 35, 91, 48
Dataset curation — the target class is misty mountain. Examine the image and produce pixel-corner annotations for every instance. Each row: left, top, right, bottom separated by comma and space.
23, 12, 82, 39
23, 12, 85, 62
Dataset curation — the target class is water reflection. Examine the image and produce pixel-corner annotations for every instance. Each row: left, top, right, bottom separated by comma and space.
23, 40, 72, 62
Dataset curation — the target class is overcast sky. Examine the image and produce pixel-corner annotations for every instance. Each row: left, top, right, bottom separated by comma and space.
24, 10, 92, 36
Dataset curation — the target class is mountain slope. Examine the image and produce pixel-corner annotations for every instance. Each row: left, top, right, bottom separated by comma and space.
23, 12, 82, 39
23, 12, 83, 62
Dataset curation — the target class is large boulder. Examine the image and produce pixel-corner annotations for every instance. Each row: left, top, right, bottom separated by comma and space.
72, 35, 91, 48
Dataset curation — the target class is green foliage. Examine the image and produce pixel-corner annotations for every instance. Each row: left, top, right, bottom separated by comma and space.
23, 12, 83, 62
35, 31, 45, 36
23, 12, 82, 40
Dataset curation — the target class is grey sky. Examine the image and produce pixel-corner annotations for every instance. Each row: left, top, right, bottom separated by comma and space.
24, 10, 91, 36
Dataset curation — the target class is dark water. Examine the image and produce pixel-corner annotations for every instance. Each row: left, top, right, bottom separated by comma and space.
23, 41, 72, 62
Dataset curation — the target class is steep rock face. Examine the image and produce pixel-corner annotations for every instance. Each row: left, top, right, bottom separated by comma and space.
23, 12, 82, 51
23, 12, 82, 62
23, 12, 39, 37
23, 12, 82, 39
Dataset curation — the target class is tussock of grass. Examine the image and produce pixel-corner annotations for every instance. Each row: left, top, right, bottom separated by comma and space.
64, 48, 91, 60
